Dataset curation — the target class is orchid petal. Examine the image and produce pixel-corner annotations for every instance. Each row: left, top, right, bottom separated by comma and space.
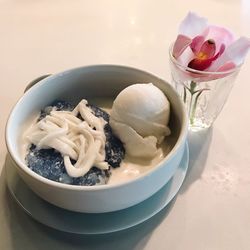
173, 34, 192, 58
209, 37, 250, 70
200, 26, 210, 39
224, 37, 250, 65
178, 46, 195, 67
179, 12, 208, 37
204, 25, 235, 51
215, 43, 226, 59
217, 61, 236, 72
199, 39, 216, 58
188, 57, 214, 71
190, 35, 205, 55
188, 43, 225, 71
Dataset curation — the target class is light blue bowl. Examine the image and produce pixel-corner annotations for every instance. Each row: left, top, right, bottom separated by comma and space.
6, 65, 188, 213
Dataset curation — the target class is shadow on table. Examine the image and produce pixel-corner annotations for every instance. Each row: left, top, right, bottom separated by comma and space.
2, 154, 176, 250
41, 200, 175, 250
180, 127, 213, 194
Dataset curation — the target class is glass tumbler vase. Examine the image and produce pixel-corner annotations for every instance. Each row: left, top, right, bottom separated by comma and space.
169, 50, 241, 131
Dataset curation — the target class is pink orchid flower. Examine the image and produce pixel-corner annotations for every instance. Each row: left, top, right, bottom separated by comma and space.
173, 12, 250, 74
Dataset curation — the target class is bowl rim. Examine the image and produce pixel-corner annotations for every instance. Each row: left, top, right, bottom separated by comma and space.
5, 64, 188, 191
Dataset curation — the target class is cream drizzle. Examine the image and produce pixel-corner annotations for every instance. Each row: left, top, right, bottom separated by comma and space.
25, 100, 109, 178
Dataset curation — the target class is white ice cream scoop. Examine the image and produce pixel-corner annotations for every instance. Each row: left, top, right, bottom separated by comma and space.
110, 83, 171, 158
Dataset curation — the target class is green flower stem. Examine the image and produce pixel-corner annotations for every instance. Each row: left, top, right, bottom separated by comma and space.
190, 93, 200, 125
192, 90, 203, 122
183, 80, 210, 126
189, 81, 197, 125
183, 86, 187, 103
189, 93, 194, 121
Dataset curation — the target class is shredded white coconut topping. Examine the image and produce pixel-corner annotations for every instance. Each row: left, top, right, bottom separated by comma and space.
25, 100, 109, 178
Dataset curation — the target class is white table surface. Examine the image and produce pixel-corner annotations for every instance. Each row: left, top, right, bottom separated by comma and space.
1, 0, 250, 249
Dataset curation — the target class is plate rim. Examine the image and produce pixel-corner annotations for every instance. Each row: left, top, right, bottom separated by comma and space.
6, 142, 189, 234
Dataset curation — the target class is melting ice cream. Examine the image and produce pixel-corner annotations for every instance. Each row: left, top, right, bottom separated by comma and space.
110, 83, 171, 159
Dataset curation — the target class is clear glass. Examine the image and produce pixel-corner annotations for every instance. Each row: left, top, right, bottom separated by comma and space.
169, 46, 241, 131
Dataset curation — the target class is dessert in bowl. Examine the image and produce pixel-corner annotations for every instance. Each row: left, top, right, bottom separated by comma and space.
5, 65, 188, 213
